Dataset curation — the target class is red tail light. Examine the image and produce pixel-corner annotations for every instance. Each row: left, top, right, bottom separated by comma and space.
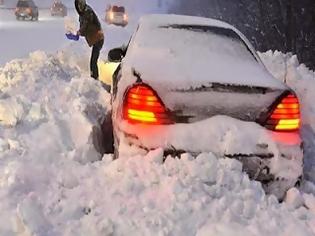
123, 84, 173, 125
26, 8, 32, 14
265, 93, 300, 131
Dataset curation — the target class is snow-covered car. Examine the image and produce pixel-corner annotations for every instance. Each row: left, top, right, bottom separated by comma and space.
15, 0, 38, 21
105, 5, 128, 27
51, 1, 67, 17
106, 14, 303, 199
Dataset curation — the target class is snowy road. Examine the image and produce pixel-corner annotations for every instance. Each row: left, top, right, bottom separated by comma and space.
0, 9, 78, 65
0, 8, 138, 66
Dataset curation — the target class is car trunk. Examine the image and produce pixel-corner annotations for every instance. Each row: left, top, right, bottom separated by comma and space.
17, 7, 29, 11
113, 12, 124, 20
160, 83, 285, 124
122, 17, 289, 126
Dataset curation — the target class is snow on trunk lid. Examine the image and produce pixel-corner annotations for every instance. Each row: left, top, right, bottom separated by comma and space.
162, 84, 284, 123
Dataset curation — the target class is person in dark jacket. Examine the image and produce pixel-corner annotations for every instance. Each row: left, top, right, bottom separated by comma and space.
75, 0, 104, 80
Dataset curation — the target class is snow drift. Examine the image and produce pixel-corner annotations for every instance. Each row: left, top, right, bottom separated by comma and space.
259, 51, 315, 184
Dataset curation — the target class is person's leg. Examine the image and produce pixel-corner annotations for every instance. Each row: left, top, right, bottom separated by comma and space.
90, 38, 104, 80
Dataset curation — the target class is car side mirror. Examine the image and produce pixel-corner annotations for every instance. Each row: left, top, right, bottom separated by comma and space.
108, 48, 125, 62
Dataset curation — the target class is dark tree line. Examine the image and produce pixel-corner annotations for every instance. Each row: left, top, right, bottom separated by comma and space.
169, 0, 315, 70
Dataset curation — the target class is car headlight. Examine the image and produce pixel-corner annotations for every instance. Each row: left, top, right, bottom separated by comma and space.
109, 12, 114, 20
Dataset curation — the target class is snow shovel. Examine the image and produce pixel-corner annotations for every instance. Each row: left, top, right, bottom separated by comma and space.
65, 32, 79, 41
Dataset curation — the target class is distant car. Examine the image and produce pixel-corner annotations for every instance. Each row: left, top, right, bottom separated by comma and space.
51, 1, 67, 17
15, 0, 38, 21
105, 5, 128, 27
105, 14, 303, 199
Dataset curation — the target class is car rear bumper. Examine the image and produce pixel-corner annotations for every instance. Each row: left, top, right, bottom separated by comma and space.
108, 18, 127, 26
114, 116, 303, 198
16, 13, 32, 18
51, 10, 66, 16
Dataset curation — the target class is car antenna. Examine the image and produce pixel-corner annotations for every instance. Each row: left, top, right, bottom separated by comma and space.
132, 68, 142, 83
284, 54, 288, 84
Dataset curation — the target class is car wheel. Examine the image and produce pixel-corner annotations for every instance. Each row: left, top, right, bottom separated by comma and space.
113, 131, 119, 159
101, 111, 114, 154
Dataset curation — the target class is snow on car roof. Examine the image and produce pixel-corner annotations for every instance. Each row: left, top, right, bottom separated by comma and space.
123, 14, 286, 91
139, 14, 236, 30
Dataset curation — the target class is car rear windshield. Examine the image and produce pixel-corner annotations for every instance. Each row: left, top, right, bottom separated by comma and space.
53, 2, 63, 7
112, 6, 125, 12
159, 24, 257, 61
17, 1, 30, 7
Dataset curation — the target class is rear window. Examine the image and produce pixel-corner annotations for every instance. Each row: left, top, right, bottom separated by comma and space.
17, 1, 30, 7
159, 24, 257, 61
162, 25, 241, 42
53, 2, 62, 7
130, 23, 258, 67
112, 6, 125, 13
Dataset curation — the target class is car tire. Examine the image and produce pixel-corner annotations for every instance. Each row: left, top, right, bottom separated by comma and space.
113, 130, 119, 159
101, 111, 114, 154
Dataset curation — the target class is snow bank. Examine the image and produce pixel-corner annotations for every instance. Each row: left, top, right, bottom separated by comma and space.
0, 48, 314, 235
1, 148, 315, 235
0, 49, 110, 163
259, 51, 315, 184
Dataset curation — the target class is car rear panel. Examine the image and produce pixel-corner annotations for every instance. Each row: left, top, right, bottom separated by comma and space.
16, 7, 32, 17
160, 85, 285, 123
112, 12, 125, 23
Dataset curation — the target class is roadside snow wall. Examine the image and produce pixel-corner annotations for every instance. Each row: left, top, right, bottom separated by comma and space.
259, 51, 315, 184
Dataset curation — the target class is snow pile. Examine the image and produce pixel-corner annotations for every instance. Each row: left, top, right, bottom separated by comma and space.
259, 51, 315, 131
1, 148, 315, 235
259, 51, 315, 183
0, 50, 110, 162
